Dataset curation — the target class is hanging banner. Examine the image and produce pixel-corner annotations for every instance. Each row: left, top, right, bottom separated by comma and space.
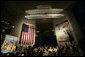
1, 35, 18, 53
54, 20, 71, 45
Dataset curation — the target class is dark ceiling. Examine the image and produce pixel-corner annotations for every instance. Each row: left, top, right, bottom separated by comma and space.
1, 1, 73, 22
1, 1, 76, 37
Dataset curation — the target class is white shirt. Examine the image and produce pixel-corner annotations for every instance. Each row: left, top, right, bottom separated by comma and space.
48, 48, 53, 52
54, 48, 57, 52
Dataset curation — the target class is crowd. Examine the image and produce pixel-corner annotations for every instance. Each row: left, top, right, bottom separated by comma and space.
1, 43, 85, 56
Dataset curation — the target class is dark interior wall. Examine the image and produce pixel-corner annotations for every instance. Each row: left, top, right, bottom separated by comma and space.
72, 0, 84, 34
71, 0, 85, 50
36, 22, 54, 37
65, 10, 84, 41
64, 5, 84, 50
9, 17, 35, 39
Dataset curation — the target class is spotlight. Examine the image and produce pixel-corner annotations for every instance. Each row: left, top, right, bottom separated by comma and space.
1, 20, 5, 22
12, 26, 15, 28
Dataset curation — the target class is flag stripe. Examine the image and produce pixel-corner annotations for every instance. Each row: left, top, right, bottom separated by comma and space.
30, 28, 32, 44
32, 28, 34, 44
29, 26, 31, 45
32, 28, 33, 44
27, 33, 28, 44
25, 33, 26, 44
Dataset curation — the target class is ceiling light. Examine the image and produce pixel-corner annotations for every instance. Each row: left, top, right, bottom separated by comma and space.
26, 9, 64, 15
25, 14, 64, 19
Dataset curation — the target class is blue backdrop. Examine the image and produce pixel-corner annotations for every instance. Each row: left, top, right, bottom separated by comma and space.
34, 36, 58, 47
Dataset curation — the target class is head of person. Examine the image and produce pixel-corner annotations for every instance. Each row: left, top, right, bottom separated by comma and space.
70, 46, 73, 50
6, 53, 10, 56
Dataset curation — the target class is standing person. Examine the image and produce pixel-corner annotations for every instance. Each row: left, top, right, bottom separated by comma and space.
6, 53, 10, 56
66, 30, 74, 44
48, 46, 53, 52
56, 46, 59, 56
51, 49, 55, 56
78, 48, 85, 56
43, 49, 49, 56
58, 44, 63, 56
54, 46, 58, 53
62, 45, 67, 56
67, 46, 75, 56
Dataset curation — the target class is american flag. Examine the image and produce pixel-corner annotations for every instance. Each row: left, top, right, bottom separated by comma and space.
19, 24, 34, 46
